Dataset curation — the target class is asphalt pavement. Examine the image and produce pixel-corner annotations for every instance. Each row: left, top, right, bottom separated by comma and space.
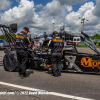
0, 48, 100, 100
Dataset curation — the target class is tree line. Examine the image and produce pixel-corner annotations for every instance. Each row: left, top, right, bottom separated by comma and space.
0, 34, 16, 42
90, 34, 100, 39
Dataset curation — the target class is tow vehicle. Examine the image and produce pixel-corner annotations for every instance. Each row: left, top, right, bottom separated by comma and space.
0, 39, 9, 49
0, 23, 100, 74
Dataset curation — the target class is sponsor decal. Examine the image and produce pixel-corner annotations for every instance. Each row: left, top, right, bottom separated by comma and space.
65, 56, 82, 72
54, 43, 59, 46
34, 43, 39, 46
16, 35, 24, 39
16, 39, 20, 42
53, 39, 62, 43
62, 36, 65, 38
81, 57, 100, 69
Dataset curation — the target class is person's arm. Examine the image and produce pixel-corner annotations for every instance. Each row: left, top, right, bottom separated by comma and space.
28, 44, 31, 47
32, 40, 34, 47
61, 41, 64, 56
32, 41, 34, 48
61, 47, 64, 56
48, 39, 52, 47
32, 44, 34, 48
26, 37, 31, 47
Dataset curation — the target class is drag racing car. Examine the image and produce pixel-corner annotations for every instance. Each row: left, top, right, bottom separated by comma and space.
29, 32, 100, 73
1, 23, 100, 74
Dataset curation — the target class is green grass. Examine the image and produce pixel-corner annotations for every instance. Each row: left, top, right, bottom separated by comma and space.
77, 45, 88, 48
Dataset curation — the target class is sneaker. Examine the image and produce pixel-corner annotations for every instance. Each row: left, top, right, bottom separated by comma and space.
20, 74, 29, 79
54, 75, 58, 77
18, 74, 23, 77
23, 74, 29, 77
51, 74, 58, 77
57, 74, 61, 76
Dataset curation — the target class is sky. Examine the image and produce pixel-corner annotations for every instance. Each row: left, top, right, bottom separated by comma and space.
0, 0, 100, 37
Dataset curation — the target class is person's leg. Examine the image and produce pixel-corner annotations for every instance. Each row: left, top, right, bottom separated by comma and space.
20, 50, 29, 76
57, 55, 62, 76
51, 55, 57, 76
16, 50, 22, 75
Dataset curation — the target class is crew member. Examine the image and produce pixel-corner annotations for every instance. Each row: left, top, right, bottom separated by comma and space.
44, 35, 48, 40
16, 27, 31, 78
28, 34, 34, 49
48, 31, 64, 77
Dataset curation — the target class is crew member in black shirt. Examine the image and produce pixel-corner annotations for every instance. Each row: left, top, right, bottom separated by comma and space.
28, 34, 34, 49
44, 35, 48, 40
48, 31, 64, 77
16, 27, 31, 78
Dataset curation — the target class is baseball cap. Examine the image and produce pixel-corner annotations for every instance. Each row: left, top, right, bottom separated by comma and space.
23, 27, 30, 32
52, 31, 58, 36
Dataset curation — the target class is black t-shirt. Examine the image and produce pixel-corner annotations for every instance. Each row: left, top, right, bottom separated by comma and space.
16, 31, 30, 49
48, 37, 64, 53
30, 38, 34, 48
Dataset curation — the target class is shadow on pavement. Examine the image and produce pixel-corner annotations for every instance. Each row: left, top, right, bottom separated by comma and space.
26, 70, 34, 76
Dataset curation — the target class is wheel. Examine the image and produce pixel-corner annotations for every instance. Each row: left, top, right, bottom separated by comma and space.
3, 51, 18, 72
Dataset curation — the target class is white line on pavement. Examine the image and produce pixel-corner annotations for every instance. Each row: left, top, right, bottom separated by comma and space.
0, 81, 94, 100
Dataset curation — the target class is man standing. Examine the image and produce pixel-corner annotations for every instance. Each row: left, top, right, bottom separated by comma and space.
44, 35, 48, 40
16, 27, 31, 78
28, 34, 34, 49
48, 31, 64, 77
